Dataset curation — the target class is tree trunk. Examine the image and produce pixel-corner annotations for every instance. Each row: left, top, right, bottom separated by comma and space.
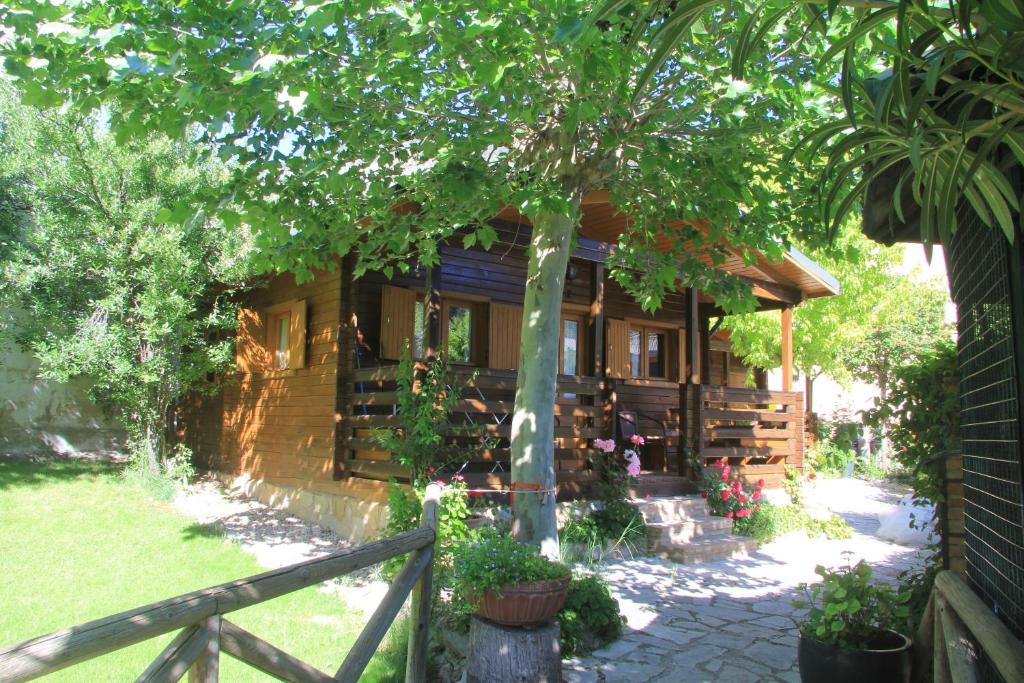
467, 616, 561, 683
511, 209, 576, 559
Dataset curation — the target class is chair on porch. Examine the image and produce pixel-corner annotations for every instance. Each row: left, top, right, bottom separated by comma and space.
616, 410, 670, 473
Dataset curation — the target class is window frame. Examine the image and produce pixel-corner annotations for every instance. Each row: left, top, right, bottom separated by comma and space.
628, 323, 671, 380
268, 309, 292, 371
441, 297, 478, 365
558, 313, 587, 377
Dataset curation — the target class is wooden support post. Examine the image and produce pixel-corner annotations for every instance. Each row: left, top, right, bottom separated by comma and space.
588, 262, 605, 378
425, 264, 441, 360
700, 315, 711, 386
335, 252, 357, 479
406, 484, 440, 683
686, 288, 700, 384
781, 306, 793, 392
188, 616, 220, 683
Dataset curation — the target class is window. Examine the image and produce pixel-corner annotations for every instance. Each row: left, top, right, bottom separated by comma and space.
629, 325, 669, 379
270, 311, 291, 370
560, 317, 582, 375
444, 300, 474, 363
258, 299, 306, 372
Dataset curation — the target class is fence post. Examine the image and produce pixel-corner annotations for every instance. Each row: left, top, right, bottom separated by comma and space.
406, 483, 440, 683
188, 615, 221, 682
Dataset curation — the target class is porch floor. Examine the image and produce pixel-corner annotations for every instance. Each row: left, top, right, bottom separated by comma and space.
562, 478, 931, 682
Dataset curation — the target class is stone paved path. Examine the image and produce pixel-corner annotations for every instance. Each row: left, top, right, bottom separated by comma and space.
563, 478, 931, 682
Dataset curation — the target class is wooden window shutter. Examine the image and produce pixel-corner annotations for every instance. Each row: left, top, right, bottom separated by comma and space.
488, 303, 523, 369
605, 318, 629, 378
380, 285, 416, 360
288, 300, 307, 369
235, 307, 269, 373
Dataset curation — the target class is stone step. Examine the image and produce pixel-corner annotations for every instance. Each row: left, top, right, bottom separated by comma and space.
646, 516, 734, 545
650, 532, 759, 565
631, 495, 710, 524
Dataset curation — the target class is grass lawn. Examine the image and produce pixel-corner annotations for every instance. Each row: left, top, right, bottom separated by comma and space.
0, 459, 405, 682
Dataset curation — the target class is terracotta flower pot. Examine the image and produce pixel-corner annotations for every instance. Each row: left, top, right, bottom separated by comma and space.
474, 575, 571, 627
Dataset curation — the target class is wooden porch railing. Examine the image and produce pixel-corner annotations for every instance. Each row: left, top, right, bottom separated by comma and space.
697, 386, 804, 482
346, 366, 606, 493
0, 485, 441, 683
917, 570, 1024, 682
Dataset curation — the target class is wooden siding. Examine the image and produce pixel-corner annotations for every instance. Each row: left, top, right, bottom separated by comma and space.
178, 268, 368, 499
488, 303, 523, 369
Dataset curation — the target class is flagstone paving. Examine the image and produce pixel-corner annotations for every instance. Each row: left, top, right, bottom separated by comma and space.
563, 478, 931, 682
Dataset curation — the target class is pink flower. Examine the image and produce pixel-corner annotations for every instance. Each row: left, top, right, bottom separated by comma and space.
725, 512, 734, 519
434, 480, 445, 486
645, 493, 652, 499
721, 470, 730, 482
752, 490, 761, 501
630, 434, 646, 446
627, 462, 641, 477
735, 508, 751, 519
593, 438, 616, 453
732, 480, 742, 492
757, 479, 765, 489
738, 493, 747, 503
714, 458, 727, 469
453, 474, 465, 482
720, 490, 731, 501
427, 467, 436, 474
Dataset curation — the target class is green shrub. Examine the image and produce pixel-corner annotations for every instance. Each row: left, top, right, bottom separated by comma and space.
795, 561, 911, 648
783, 465, 804, 506
807, 440, 857, 478
732, 502, 854, 543
558, 575, 624, 657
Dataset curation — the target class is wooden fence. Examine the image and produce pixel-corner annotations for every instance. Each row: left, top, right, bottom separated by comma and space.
697, 386, 804, 486
345, 365, 606, 495
916, 570, 1024, 682
0, 486, 441, 683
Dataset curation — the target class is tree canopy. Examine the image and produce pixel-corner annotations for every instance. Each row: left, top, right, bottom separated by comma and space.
0, 0, 858, 552
0, 90, 254, 473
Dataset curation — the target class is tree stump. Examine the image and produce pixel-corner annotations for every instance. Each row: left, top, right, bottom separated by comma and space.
466, 616, 561, 683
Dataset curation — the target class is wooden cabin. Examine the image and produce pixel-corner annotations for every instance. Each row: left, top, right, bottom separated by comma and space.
180, 198, 838, 540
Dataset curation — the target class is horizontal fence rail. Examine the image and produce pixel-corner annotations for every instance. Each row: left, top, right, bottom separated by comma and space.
0, 486, 441, 683
697, 386, 804, 485
345, 365, 607, 493
919, 570, 1024, 683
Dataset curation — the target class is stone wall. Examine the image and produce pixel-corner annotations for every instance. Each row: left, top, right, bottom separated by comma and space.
0, 336, 125, 457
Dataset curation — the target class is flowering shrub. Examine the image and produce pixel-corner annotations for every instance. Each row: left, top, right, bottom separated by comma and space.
585, 437, 646, 547
700, 457, 764, 520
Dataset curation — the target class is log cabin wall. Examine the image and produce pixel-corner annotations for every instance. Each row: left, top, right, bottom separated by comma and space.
178, 267, 391, 542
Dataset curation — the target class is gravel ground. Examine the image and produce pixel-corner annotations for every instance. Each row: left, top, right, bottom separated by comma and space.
174, 476, 390, 611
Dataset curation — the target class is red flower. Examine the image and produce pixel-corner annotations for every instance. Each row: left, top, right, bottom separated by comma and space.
701, 491, 708, 499
721, 470, 730, 482
732, 480, 742, 492
755, 504, 762, 512
427, 467, 436, 474
738, 493, 748, 503
757, 479, 765, 489
736, 508, 751, 519
467, 490, 483, 498
720, 490, 731, 501
725, 512, 734, 519
714, 457, 727, 469
752, 490, 761, 502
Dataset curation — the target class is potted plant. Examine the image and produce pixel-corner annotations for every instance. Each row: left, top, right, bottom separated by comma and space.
453, 529, 571, 627
794, 560, 913, 683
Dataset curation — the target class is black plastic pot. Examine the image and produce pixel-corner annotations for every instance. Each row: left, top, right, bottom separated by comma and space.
798, 629, 912, 683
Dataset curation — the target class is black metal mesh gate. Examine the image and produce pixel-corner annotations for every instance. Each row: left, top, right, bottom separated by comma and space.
946, 206, 1024, 640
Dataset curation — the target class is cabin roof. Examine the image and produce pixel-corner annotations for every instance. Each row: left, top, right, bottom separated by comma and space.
493, 190, 840, 306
